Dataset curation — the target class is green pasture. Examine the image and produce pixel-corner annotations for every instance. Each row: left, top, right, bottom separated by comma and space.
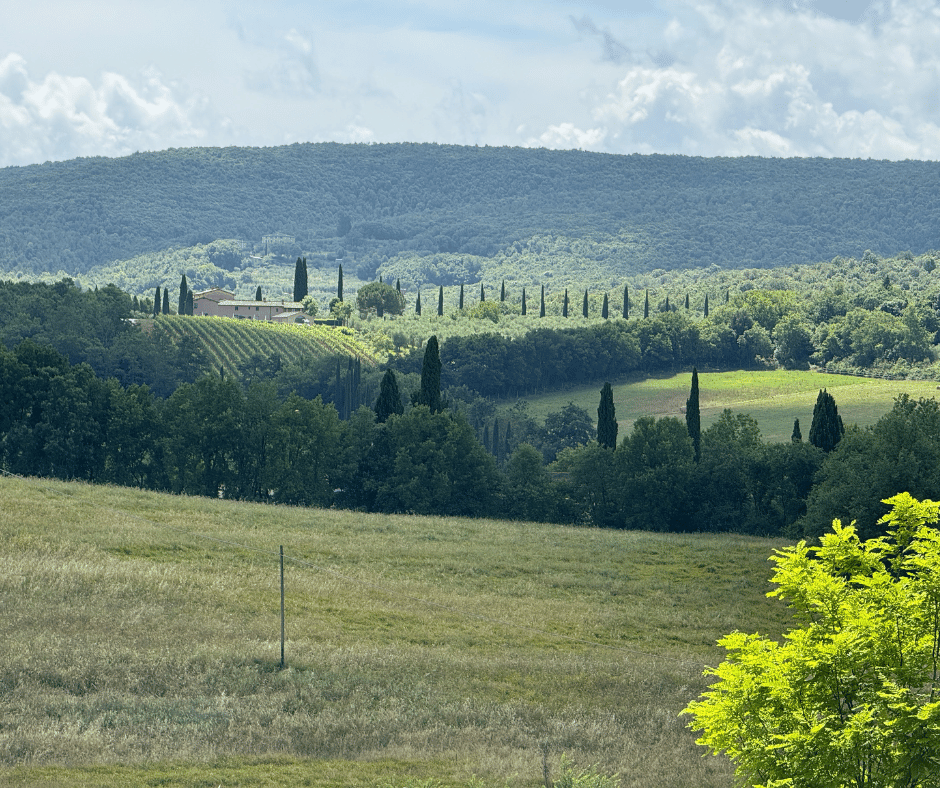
0, 476, 792, 787
511, 370, 940, 443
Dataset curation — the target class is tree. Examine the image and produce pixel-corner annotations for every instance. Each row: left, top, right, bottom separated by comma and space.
683, 493, 940, 788
416, 335, 442, 413
644, 290, 649, 319
255, 285, 262, 301
153, 286, 161, 317
809, 388, 844, 453
684, 293, 689, 310
521, 287, 527, 316
686, 367, 701, 462
459, 284, 464, 310
438, 285, 444, 316
540, 285, 546, 318
185, 290, 194, 316
356, 281, 404, 316
337, 264, 344, 301
374, 368, 404, 422
500, 280, 506, 302
704, 293, 709, 317
597, 382, 617, 450
480, 282, 485, 302
582, 289, 588, 318
563, 289, 569, 318
623, 285, 629, 319
415, 291, 422, 315
161, 288, 169, 315
791, 417, 802, 442
178, 274, 189, 315
602, 293, 609, 319
293, 257, 308, 302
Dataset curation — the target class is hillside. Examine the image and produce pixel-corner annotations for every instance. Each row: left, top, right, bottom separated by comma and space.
3, 144, 940, 290
0, 475, 791, 787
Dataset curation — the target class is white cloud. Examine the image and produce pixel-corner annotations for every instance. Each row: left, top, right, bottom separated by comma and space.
0, 54, 231, 165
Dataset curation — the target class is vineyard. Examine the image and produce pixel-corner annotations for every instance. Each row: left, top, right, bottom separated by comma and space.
153, 315, 379, 375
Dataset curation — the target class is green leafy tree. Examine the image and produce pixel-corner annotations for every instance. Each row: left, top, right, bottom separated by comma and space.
178, 274, 189, 315
791, 417, 802, 442
684, 493, 940, 788
597, 382, 617, 449
686, 367, 701, 462
809, 388, 844, 452
255, 285, 262, 301
356, 281, 404, 316
374, 368, 404, 423
415, 335, 442, 413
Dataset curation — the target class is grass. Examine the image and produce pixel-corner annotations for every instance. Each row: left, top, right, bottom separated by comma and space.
510, 369, 940, 442
0, 476, 794, 787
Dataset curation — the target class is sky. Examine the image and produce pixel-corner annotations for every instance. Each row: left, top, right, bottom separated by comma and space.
1, 0, 938, 168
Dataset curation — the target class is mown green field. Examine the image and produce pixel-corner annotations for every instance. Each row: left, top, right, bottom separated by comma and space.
0, 476, 794, 788
513, 370, 940, 443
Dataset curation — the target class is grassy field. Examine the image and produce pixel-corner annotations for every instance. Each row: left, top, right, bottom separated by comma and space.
0, 476, 795, 787
512, 370, 940, 443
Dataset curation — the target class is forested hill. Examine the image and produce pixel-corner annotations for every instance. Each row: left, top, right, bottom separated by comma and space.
2, 143, 940, 280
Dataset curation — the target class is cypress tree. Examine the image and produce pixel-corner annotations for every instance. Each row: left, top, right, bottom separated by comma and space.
338, 265, 344, 301
459, 284, 464, 310
504, 420, 512, 458
686, 367, 701, 462
583, 289, 589, 318
521, 287, 527, 316
415, 291, 422, 315
540, 285, 546, 318
704, 293, 709, 317
809, 389, 844, 453
438, 286, 444, 316
334, 359, 343, 409
178, 274, 188, 314
492, 419, 501, 462
396, 278, 401, 295
132, 294, 139, 312
602, 293, 609, 319
563, 289, 569, 318
417, 335, 442, 413
725, 289, 730, 304
500, 280, 506, 302
186, 290, 194, 316
597, 382, 618, 450
162, 288, 170, 315
153, 286, 160, 317
791, 418, 802, 443
293, 257, 308, 301
377, 294, 384, 318
623, 285, 629, 319
483, 423, 490, 453
255, 285, 262, 301
375, 369, 404, 422
644, 290, 649, 319
665, 295, 670, 311
685, 293, 690, 310
480, 282, 485, 302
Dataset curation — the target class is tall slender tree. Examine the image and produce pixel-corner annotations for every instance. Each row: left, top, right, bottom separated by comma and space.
500, 280, 506, 302
255, 285, 262, 301
602, 293, 609, 319
597, 382, 618, 450
185, 290, 194, 316
162, 288, 170, 315
583, 289, 589, 318
644, 290, 650, 318
563, 289, 569, 317
293, 257, 308, 302
685, 293, 690, 310
686, 367, 701, 462
492, 419, 501, 462
791, 418, 802, 443
459, 284, 464, 310
623, 285, 629, 319
415, 291, 422, 315
704, 293, 710, 317
375, 369, 404, 422
809, 389, 844, 452
521, 287, 527, 316
438, 285, 444, 316
416, 335, 442, 413
337, 265, 344, 301
178, 274, 189, 315
480, 282, 485, 302
153, 286, 161, 317
540, 285, 546, 318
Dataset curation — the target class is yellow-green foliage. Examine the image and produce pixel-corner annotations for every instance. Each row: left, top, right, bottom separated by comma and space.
0, 476, 791, 787
155, 315, 379, 375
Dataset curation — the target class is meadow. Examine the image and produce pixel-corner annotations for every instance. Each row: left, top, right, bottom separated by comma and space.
512, 369, 940, 443
0, 475, 794, 787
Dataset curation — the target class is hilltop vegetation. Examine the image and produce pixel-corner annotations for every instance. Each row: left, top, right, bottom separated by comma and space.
3, 144, 940, 289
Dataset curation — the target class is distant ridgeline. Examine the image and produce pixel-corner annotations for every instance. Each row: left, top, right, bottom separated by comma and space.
1, 143, 939, 281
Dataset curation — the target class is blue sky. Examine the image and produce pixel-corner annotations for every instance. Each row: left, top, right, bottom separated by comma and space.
1, 0, 937, 167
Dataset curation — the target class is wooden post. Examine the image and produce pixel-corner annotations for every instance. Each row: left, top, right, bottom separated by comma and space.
280, 545, 286, 670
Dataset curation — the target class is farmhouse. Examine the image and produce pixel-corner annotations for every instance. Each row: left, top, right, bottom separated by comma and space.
192, 289, 305, 321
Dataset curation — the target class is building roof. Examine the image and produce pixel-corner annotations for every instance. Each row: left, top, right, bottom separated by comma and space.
218, 300, 304, 308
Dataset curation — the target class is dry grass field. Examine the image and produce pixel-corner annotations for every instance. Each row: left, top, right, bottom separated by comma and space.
0, 475, 794, 787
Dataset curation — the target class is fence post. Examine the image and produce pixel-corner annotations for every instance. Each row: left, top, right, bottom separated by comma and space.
280, 545, 286, 670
